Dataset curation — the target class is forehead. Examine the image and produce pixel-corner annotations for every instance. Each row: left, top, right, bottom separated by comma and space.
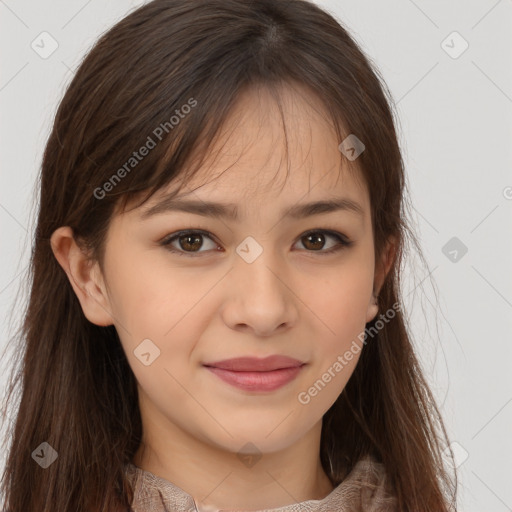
131, 82, 370, 217
198, 84, 365, 191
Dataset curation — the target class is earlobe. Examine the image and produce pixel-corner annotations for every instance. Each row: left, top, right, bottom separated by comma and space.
50, 226, 114, 327
365, 294, 379, 323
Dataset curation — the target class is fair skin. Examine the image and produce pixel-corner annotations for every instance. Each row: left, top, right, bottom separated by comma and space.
51, 84, 395, 510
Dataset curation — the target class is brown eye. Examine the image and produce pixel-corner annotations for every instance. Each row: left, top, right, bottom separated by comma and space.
295, 230, 352, 255
301, 232, 327, 251
160, 230, 219, 257
178, 233, 203, 252
160, 229, 352, 258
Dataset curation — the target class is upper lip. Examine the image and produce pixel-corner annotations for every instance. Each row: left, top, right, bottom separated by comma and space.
203, 355, 305, 372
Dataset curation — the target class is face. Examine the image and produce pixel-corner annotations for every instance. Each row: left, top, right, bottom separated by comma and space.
58, 84, 390, 458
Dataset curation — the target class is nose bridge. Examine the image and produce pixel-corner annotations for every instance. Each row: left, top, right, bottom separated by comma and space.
223, 234, 298, 335
234, 233, 286, 298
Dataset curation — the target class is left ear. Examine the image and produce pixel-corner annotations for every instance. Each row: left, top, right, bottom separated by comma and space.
365, 236, 397, 323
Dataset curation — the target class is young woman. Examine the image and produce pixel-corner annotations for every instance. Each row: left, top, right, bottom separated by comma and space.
0, 0, 457, 510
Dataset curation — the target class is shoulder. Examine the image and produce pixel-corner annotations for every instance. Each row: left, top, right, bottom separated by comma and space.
337, 455, 397, 511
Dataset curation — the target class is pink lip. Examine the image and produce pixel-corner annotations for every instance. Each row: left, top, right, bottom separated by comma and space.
205, 366, 304, 391
203, 355, 306, 392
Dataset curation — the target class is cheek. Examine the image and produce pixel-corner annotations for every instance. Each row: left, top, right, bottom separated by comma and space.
299, 259, 372, 402
305, 261, 373, 337
109, 261, 213, 379
104, 247, 188, 329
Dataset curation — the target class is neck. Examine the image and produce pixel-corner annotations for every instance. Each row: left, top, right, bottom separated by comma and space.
132, 416, 334, 509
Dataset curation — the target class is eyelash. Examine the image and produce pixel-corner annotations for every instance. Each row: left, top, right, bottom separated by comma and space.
159, 229, 353, 258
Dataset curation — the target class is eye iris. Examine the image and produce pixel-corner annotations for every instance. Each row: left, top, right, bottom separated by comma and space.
180, 234, 203, 252
303, 233, 325, 251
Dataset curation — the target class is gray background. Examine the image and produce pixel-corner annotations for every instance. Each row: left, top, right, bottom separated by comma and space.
1, 0, 511, 510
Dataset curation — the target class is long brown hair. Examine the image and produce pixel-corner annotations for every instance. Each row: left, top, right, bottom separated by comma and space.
0, 0, 457, 510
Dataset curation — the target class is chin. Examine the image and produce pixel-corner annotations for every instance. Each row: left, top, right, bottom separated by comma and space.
204, 425, 308, 456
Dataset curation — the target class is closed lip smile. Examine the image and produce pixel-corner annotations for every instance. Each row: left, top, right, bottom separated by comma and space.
203, 355, 306, 392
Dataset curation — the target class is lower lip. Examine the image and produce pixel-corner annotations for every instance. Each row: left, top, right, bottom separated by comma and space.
204, 365, 304, 392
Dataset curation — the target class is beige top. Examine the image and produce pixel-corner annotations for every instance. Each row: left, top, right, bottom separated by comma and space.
125, 455, 397, 511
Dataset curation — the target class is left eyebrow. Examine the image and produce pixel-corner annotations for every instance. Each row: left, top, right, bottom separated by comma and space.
139, 196, 365, 221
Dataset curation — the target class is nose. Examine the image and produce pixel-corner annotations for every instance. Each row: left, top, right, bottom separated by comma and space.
220, 250, 299, 337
